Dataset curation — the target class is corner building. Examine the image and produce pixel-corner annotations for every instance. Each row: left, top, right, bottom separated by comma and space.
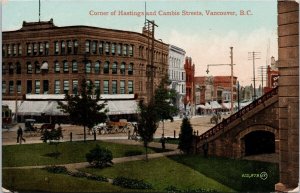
2, 19, 169, 103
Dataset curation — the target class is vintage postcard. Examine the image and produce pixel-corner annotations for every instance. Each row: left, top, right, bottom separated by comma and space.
2, 0, 299, 192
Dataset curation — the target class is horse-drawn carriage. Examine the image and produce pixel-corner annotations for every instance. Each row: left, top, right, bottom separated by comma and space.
24, 119, 56, 133
91, 119, 135, 135
210, 112, 221, 124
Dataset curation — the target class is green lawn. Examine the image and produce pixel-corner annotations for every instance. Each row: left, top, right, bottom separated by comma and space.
3, 140, 167, 167
2, 169, 130, 192
82, 156, 234, 192
170, 155, 279, 192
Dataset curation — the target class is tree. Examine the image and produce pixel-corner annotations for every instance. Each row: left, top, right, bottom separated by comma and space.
86, 144, 113, 168
137, 100, 160, 160
154, 76, 178, 136
58, 78, 107, 142
40, 127, 63, 158
178, 117, 193, 154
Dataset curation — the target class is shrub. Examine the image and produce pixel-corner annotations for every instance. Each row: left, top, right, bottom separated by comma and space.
43, 166, 68, 174
86, 174, 109, 182
165, 185, 181, 193
164, 186, 217, 193
112, 176, 152, 189
86, 144, 113, 168
178, 117, 193, 154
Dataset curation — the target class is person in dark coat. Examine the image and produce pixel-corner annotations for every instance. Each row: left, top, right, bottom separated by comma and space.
202, 137, 209, 157
17, 126, 26, 144
160, 134, 166, 150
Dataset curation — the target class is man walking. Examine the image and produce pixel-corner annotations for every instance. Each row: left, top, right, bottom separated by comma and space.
17, 126, 26, 144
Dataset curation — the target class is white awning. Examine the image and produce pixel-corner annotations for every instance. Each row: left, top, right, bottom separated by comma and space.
18, 101, 49, 116
205, 102, 211, 109
106, 100, 138, 115
210, 101, 222, 109
2, 101, 22, 113
40, 62, 48, 70
196, 104, 207, 109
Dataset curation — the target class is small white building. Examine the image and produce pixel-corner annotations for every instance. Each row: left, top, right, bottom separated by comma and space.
168, 45, 186, 114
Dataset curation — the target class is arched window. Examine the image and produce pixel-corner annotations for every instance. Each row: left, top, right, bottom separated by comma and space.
27, 62, 32, 74
74, 40, 78, 54
104, 61, 109, 74
120, 62, 125, 75
95, 61, 100, 74
112, 62, 117, 74
8, 63, 14, 74
35, 61, 40, 74
63, 61, 69, 72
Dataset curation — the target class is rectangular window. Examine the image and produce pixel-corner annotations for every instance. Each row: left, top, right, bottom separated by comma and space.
129, 45, 133, 56
2, 45, 6, 56
61, 41, 66, 54
35, 80, 40, 94
112, 80, 117, 94
128, 63, 133, 75
111, 43, 116, 55
128, 81, 133, 94
18, 44, 22, 55
67, 40, 72, 54
117, 44, 121, 55
39, 42, 44, 55
74, 40, 78, 54
27, 63, 32, 74
85, 40, 90, 53
2, 63, 6, 74
98, 41, 103, 55
103, 80, 109, 94
63, 80, 69, 94
105, 42, 110, 54
54, 80, 60, 94
43, 80, 49, 94
85, 62, 91, 73
9, 63, 14, 74
27, 44, 32, 55
8, 45, 12, 56
92, 41, 97, 54
27, 80, 32, 94
9, 81, 14, 94
104, 62, 109, 74
13, 44, 17, 55
33, 43, 38, 55
54, 41, 59, 54
120, 80, 125, 94
45, 42, 49, 55
2, 81, 6, 94
55, 62, 60, 73
17, 80, 21, 94
16, 63, 21, 74
95, 80, 100, 95
72, 61, 78, 72
35, 63, 41, 74
72, 80, 78, 95
122, 44, 127, 55
63, 61, 69, 72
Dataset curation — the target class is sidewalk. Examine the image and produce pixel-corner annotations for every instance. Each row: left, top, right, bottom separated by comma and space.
3, 149, 181, 171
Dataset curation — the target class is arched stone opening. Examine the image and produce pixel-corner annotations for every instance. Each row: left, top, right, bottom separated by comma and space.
243, 130, 275, 156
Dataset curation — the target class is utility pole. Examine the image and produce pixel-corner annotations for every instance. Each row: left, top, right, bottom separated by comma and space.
248, 51, 261, 100
145, 19, 158, 102
206, 47, 235, 115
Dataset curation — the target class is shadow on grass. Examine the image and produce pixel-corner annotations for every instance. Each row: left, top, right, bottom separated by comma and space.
169, 154, 279, 192
43, 152, 62, 159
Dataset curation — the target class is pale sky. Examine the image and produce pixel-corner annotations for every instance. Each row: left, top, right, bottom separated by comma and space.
2, 0, 278, 86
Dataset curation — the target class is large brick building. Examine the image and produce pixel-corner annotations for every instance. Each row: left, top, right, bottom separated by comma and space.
2, 19, 169, 103
184, 57, 195, 115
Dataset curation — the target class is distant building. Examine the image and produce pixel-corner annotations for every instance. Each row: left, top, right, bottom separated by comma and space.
264, 56, 279, 93
184, 57, 195, 115
168, 45, 186, 113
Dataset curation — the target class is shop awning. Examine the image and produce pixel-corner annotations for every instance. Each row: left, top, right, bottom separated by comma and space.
2, 101, 22, 114
210, 101, 222, 109
106, 100, 138, 115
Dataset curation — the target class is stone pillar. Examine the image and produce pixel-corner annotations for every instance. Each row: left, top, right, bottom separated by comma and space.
275, 1, 299, 191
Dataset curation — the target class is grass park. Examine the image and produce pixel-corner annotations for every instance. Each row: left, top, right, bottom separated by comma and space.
3, 140, 279, 192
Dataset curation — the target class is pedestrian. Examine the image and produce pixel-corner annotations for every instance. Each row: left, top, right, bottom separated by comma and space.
17, 125, 26, 144
160, 134, 166, 150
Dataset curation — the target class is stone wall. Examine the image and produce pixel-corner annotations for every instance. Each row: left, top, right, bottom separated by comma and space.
275, 1, 299, 191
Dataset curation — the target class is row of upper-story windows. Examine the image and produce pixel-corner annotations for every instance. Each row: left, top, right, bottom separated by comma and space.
3, 61, 134, 75
2, 79, 134, 95
139, 45, 168, 63
169, 56, 183, 69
